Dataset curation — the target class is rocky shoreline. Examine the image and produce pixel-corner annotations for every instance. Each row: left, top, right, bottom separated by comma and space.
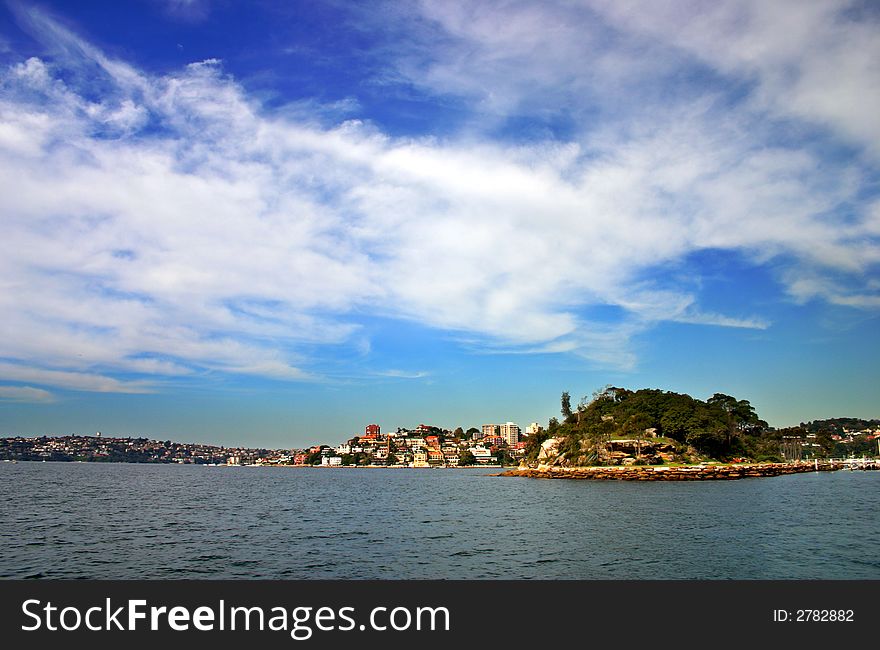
499, 461, 844, 481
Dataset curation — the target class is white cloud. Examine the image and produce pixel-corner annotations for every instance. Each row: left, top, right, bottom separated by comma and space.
388, 1, 880, 155
0, 386, 55, 403
376, 370, 430, 379
0, 364, 153, 394
588, 0, 880, 156
0, 4, 877, 393
162, 0, 211, 23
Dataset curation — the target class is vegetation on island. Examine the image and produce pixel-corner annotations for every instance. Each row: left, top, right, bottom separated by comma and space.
527, 386, 782, 465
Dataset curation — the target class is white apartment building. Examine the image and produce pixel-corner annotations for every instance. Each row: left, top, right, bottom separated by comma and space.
525, 422, 543, 437
499, 422, 521, 446
481, 424, 500, 439
482, 422, 521, 446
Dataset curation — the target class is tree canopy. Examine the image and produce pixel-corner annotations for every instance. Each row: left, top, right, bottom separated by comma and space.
542, 387, 773, 464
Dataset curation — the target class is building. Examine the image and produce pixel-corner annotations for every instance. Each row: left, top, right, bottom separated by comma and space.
427, 448, 445, 465
412, 449, 429, 468
483, 423, 520, 446
499, 422, 521, 446
525, 422, 543, 437
469, 446, 497, 464
481, 424, 500, 439
364, 424, 381, 440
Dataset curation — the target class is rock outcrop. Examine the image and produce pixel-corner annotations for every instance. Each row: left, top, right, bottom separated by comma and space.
500, 461, 844, 481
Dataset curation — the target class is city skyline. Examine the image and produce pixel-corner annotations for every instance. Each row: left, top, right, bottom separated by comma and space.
0, 1, 878, 448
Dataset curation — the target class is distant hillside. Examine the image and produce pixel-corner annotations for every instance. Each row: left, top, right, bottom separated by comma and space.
801, 418, 880, 434
526, 386, 781, 465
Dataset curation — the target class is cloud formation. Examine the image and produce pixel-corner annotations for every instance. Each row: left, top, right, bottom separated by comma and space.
0, 2, 877, 395
0, 385, 54, 403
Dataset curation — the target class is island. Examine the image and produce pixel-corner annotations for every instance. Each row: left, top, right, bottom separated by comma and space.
501, 386, 877, 480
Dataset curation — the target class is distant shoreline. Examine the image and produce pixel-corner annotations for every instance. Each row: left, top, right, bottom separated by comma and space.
0, 459, 505, 469
6, 459, 878, 477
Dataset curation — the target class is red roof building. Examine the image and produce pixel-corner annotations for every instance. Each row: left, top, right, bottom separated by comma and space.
364, 423, 381, 440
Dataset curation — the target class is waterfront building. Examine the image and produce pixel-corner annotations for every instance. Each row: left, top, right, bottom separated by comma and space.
427, 448, 445, 465
469, 446, 497, 464
481, 424, 500, 439
412, 449, 429, 468
440, 442, 459, 456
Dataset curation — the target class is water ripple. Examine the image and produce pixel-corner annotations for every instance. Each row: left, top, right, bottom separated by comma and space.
0, 463, 878, 579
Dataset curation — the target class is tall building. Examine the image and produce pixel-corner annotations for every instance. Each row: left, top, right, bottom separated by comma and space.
499, 422, 521, 446
483, 423, 520, 446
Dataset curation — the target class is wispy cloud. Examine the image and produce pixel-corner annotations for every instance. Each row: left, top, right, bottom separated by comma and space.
0, 363, 153, 394
0, 2, 876, 395
589, 0, 880, 156
0, 385, 55, 403
161, 0, 211, 24
375, 370, 430, 379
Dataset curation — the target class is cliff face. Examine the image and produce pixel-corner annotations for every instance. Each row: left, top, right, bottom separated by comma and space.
536, 437, 565, 467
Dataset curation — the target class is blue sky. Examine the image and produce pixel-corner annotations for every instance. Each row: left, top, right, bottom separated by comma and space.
0, 0, 878, 448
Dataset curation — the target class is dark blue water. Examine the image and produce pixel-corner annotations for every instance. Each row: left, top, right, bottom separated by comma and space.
1, 462, 878, 579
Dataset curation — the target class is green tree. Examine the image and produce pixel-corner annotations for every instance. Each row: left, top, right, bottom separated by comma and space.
458, 449, 477, 466
524, 429, 551, 460
587, 418, 616, 465
707, 393, 764, 453
496, 448, 514, 466
561, 391, 573, 420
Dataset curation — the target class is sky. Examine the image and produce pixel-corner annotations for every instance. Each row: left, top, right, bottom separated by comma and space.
0, 0, 878, 448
